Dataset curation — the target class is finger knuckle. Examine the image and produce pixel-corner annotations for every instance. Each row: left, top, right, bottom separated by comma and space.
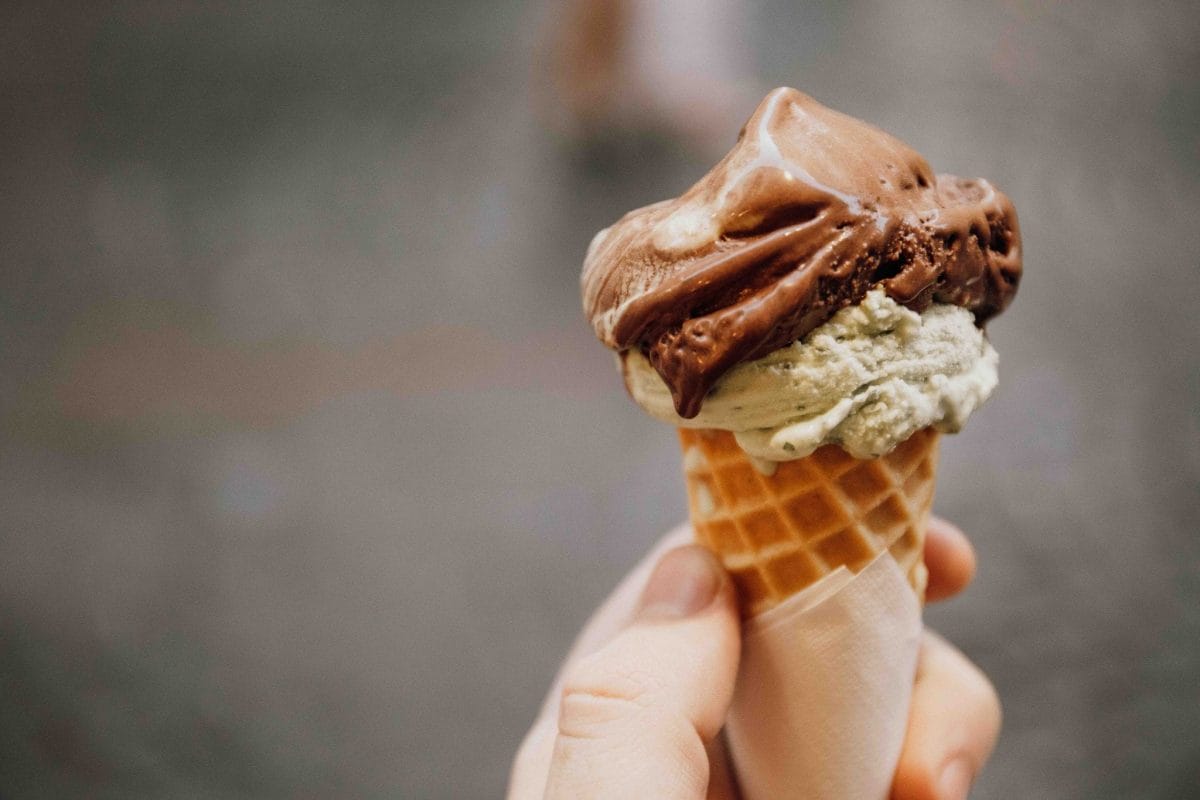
557, 658, 669, 740
563, 651, 669, 705
553, 698, 709, 797
557, 687, 644, 740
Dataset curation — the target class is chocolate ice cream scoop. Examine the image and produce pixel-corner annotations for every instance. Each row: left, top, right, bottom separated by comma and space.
581, 87, 1021, 418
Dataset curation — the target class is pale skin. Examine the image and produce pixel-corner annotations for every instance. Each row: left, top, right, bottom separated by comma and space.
508, 517, 1001, 800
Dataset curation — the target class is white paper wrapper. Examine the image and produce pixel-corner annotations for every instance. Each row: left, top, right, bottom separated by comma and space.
725, 552, 922, 800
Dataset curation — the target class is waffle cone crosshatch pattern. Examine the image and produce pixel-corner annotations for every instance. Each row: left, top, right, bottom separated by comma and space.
679, 427, 940, 617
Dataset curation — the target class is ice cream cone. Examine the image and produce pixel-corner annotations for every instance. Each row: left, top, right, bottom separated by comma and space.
579, 87, 1017, 798
679, 427, 939, 617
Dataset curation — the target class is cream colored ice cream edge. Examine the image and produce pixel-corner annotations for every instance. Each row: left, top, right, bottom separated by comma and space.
623, 289, 998, 462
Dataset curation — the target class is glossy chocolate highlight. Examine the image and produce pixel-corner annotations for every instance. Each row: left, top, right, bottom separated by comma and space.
582, 88, 1021, 417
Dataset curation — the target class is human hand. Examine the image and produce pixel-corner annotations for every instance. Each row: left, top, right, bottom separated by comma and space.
508, 518, 1001, 800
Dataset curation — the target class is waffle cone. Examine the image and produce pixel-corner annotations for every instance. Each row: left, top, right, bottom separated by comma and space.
679, 427, 940, 617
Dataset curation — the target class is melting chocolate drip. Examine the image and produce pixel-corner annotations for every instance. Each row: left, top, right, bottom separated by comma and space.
582, 88, 1021, 418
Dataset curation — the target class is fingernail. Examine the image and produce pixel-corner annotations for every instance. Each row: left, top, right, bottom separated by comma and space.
637, 546, 721, 619
938, 757, 973, 800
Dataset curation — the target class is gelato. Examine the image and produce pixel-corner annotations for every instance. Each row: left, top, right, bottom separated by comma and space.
623, 288, 998, 461
582, 87, 1020, 424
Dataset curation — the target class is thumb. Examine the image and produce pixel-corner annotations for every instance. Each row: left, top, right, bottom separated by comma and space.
544, 545, 741, 800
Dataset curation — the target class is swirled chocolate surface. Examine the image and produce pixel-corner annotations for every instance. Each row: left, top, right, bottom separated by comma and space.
581, 88, 1021, 418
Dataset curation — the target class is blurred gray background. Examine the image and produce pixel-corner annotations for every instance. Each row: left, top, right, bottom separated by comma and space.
2, 1, 1198, 798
